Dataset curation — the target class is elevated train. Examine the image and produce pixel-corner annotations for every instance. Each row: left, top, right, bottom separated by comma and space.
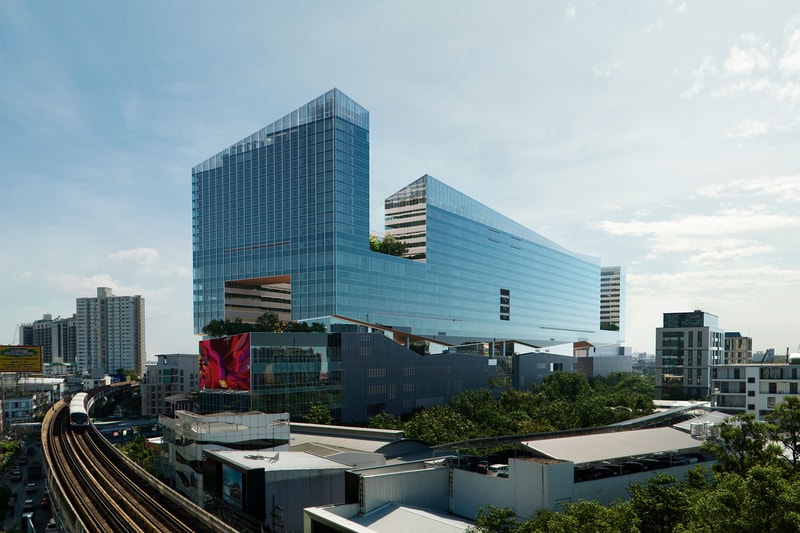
69, 392, 90, 430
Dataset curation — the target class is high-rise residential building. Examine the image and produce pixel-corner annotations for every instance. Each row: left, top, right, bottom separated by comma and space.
141, 353, 199, 417
76, 287, 145, 377
724, 332, 753, 365
19, 313, 77, 374
655, 310, 724, 400
192, 89, 621, 348
600, 266, 625, 338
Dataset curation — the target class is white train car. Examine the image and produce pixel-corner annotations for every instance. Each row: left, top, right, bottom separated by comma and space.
69, 392, 90, 430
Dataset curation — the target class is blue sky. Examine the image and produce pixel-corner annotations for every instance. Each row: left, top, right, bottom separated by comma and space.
2, 1, 799, 358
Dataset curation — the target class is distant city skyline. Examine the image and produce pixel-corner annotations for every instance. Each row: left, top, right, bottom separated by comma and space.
2, 2, 799, 357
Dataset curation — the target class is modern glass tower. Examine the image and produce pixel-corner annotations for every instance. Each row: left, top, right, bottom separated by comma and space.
193, 89, 619, 347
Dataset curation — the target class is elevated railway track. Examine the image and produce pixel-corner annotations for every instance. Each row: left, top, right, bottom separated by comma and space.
42, 386, 237, 533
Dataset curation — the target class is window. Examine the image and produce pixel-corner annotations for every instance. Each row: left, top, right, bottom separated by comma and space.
748, 391, 755, 397
768, 397, 776, 409
747, 377, 755, 383
748, 404, 755, 410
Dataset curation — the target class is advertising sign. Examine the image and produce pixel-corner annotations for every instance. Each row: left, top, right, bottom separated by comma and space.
199, 333, 251, 390
0, 345, 43, 372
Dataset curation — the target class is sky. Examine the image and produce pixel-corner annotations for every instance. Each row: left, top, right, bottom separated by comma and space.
2, 1, 800, 360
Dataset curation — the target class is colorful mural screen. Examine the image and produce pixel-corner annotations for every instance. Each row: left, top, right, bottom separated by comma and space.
199, 333, 251, 390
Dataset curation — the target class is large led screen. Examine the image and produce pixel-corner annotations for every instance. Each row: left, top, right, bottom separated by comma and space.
199, 333, 251, 390
221, 464, 244, 511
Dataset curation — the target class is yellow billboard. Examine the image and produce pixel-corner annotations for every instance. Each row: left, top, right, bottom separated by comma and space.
0, 345, 43, 372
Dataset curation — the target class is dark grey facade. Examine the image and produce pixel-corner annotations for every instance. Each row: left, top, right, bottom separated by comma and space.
199, 332, 576, 423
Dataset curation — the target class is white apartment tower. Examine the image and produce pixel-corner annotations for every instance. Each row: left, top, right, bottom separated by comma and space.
76, 287, 145, 376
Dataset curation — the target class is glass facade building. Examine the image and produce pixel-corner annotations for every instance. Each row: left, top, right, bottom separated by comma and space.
193, 89, 618, 347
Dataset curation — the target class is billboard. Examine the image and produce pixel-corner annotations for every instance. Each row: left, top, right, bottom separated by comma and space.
0, 345, 43, 373
199, 333, 251, 390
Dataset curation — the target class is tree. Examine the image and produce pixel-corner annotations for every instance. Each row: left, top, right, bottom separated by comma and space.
676, 465, 800, 533
306, 402, 333, 425
256, 312, 282, 332
120, 432, 157, 473
523, 500, 639, 533
202, 319, 228, 337
369, 410, 402, 430
701, 413, 783, 477
533, 372, 591, 402
469, 506, 520, 533
767, 396, 800, 467
627, 472, 697, 533
403, 405, 478, 444
369, 233, 408, 257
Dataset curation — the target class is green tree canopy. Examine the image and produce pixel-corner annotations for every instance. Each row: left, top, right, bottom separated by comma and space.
701, 413, 783, 477
369, 233, 409, 256
202, 312, 327, 337
767, 395, 800, 467
305, 402, 334, 425
403, 405, 478, 444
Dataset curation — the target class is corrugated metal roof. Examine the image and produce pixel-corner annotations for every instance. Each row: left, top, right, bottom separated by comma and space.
349, 503, 473, 533
522, 427, 703, 464
673, 411, 730, 432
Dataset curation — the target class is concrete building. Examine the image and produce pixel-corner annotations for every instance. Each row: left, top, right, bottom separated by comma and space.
724, 332, 753, 365
655, 310, 724, 400
205, 449, 351, 532
600, 266, 625, 338
158, 410, 291, 505
304, 425, 714, 532
197, 331, 588, 423
712, 360, 800, 419
76, 287, 146, 377
192, 89, 623, 351
18, 313, 77, 374
141, 353, 200, 417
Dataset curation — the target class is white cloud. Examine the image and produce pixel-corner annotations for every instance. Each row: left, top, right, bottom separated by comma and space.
774, 82, 800, 103
779, 16, 800, 74
593, 59, 620, 78
677, 2, 686, 14
724, 44, 771, 75
565, 3, 576, 18
646, 18, 664, 36
593, 212, 800, 238
698, 174, 800, 202
724, 119, 769, 138
681, 56, 716, 98
687, 244, 774, 265
712, 77, 772, 97
108, 248, 159, 267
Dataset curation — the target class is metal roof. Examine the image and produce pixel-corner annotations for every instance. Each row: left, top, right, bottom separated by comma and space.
205, 450, 350, 472
522, 427, 703, 464
349, 503, 473, 533
673, 411, 731, 432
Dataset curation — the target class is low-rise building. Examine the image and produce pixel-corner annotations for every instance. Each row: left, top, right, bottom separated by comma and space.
712, 360, 800, 419
303, 425, 715, 532
158, 410, 291, 505
141, 353, 199, 417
